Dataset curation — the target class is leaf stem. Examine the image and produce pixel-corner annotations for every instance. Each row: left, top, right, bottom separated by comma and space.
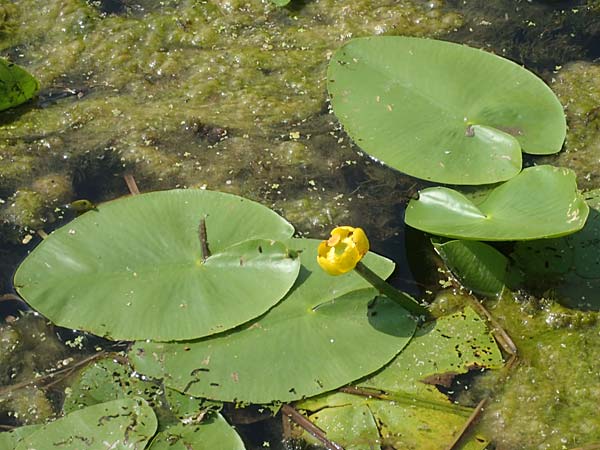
354, 261, 429, 317
198, 217, 211, 262
281, 404, 344, 450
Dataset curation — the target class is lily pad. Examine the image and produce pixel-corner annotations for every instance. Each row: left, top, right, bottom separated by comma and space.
296, 307, 503, 450
148, 414, 246, 450
129, 239, 417, 404
15, 397, 157, 450
405, 165, 588, 240
327, 36, 565, 185
63, 357, 167, 415
0, 58, 39, 111
433, 240, 520, 297
14, 189, 299, 341
512, 189, 600, 310
0, 425, 41, 449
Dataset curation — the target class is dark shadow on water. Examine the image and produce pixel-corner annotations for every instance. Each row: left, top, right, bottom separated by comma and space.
367, 296, 420, 338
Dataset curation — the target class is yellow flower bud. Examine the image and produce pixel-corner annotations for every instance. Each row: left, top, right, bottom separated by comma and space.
317, 226, 370, 275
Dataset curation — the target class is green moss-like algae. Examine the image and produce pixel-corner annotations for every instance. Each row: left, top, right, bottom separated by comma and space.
0, 0, 461, 241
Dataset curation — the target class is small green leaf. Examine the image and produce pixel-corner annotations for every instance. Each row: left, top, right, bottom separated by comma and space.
15, 398, 157, 450
433, 240, 515, 297
14, 189, 299, 341
0, 58, 39, 111
270, 0, 291, 5
328, 36, 565, 185
406, 165, 589, 241
130, 239, 416, 404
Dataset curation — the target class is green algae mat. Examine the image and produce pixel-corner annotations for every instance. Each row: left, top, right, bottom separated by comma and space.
14, 189, 300, 341
328, 36, 566, 185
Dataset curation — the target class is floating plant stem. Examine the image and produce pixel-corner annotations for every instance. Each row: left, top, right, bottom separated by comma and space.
354, 261, 429, 317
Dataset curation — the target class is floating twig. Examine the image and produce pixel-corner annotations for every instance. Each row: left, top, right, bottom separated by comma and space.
198, 217, 211, 261
281, 404, 344, 450
124, 174, 140, 195
443, 397, 487, 450
468, 297, 518, 369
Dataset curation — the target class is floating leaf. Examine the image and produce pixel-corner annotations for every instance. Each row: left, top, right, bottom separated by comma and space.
14, 189, 299, 341
0, 425, 41, 449
129, 239, 416, 404
512, 189, 600, 310
15, 398, 157, 450
405, 165, 588, 240
327, 36, 565, 185
297, 307, 502, 450
433, 240, 520, 297
0, 58, 39, 111
270, 0, 291, 5
148, 414, 246, 450
63, 357, 167, 415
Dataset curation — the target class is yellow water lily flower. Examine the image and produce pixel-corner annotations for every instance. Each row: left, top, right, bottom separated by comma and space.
317, 226, 370, 275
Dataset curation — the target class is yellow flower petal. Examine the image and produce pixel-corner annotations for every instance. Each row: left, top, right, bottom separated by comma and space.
316, 226, 370, 276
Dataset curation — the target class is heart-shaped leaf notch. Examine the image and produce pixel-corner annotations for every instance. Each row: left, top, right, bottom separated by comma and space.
14, 189, 300, 341
405, 165, 588, 241
328, 36, 566, 185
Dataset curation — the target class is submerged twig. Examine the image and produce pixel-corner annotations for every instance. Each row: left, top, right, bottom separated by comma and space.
37, 230, 49, 239
468, 297, 518, 369
444, 397, 487, 450
0, 351, 106, 397
281, 404, 344, 450
198, 217, 211, 261
124, 174, 140, 195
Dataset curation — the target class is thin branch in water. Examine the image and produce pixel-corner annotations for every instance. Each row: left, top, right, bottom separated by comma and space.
281, 404, 344, 450
444, 397, 487, 450
339, 386, 388, 400
198, 217, 211, 261
37, 229, 49, 239
0, 351, 106, 397
468, 297, 518, 368
124, 174, 140, 195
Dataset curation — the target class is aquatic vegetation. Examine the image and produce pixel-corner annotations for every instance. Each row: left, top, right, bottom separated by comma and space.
405, 165, 589, 240
14, 190, 299, 341
0, 59, 38, 111
327, 36, 566, 185
3, 2, 600, 449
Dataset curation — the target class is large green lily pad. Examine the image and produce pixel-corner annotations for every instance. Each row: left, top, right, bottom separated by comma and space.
296, 307, 503, 450
15, 397, 157, 450
129, 239, 417, 404
0, 58, 39, 111
405, 165, 588, 240
328, 36, 565, 185
14, 189, 299, 341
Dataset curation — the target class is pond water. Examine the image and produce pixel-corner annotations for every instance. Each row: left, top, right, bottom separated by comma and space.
1, 0, 600, 449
